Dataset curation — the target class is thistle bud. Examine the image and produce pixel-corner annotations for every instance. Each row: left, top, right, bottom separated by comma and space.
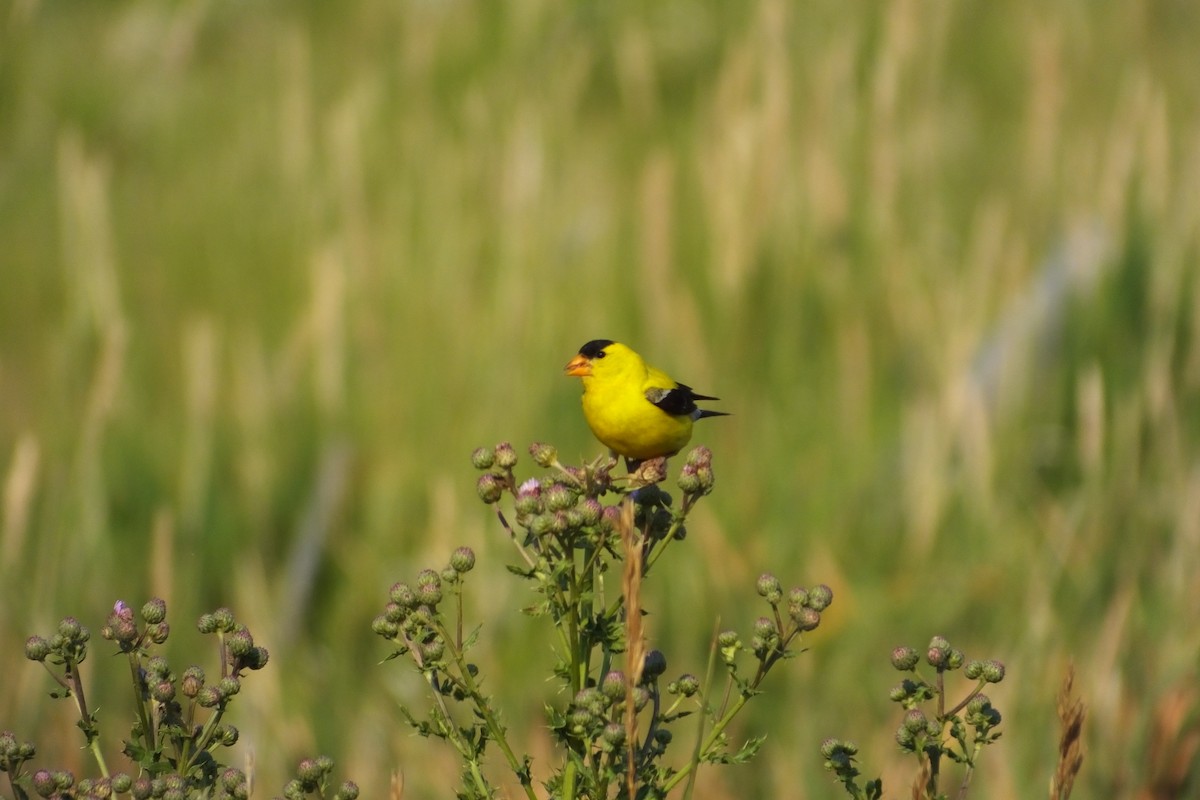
24, 636, 50, 662
890, 646, 920, 671
601, 670, 626, 700
529, 442, 558, 467
476, 473, 503, 504
470, 447, 495, 470
450, 547, 476, 573
642, 650, 667, 681
755, 573, 782, 603
494, 442, 518, 468
981, 659, 1006, 683
141, 598, 167, 625
807, 584, 833, 611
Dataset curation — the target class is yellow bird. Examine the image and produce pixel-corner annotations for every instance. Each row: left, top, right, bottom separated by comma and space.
564, 339, 727, 462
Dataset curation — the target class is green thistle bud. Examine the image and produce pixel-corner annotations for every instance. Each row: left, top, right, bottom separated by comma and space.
895, 725, 917, 751
226, 628, 255, 658
927, 645, 948, 668
421, 637, 445, 661
111, 774, 132, 794
476, 473, 503, 504
152, 681, 176, 703
372, 615, 398, 637
146, 656, 170, 679
575, 687, 607, 715
903, 709, 928, 733
654, 728, 673, 746
390, 582, 417, 608
632, 686, 650, 711
964, 659, 984, 679
891, 646, 920, 671
246, 646, 270, 670
685, 446, 712, 468
57, 616, 84, 641
578, 498, 602, 526
568, 707, 593, 734
755, 573, 782, 603
297, 758, 323, 784
675, 673, 700, 697
212, 607, 235, 632
450, 547, 476, 573
695, 464, 715, 493
928, 635, 950, 651
889, 683, 909, 702
283, 779, 305, 800
148, 622, 170, 644
141, 598, 167, 625
529, 442, 558, 467
181, 666, 205, 698
416, 583, 443, 606
794, 607, 821, 631
470, 447, 495, 470
808, 584, 833, 611
601, 722, 626, 747
677, 468, 702, 494
197, 613, 217, 634
819, 738, 840, 759
131, 777, 152, 800
219, 677, 241, 697
602, 671, 626, 700
32, 770, 56, 798
966, 694, 991, 715
494, 442, 518, 468
642, 650, 667, 681
197, 685, 223, 708
717, 630, 740, 649
544, 483, 575, 512
221, 769, 247, 793
982, 659, 1006, 683
753, 616, 775, 639
788, 587, 809, 607
946, 648, 964, 669
530, 513, 555, 538
24, 635, 50, 662
335, 782, 360, 800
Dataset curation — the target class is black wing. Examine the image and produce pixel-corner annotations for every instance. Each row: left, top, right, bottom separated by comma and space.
645, 382, 722, 417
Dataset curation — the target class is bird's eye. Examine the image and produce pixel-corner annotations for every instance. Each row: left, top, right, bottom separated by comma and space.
596, 351, 606, 358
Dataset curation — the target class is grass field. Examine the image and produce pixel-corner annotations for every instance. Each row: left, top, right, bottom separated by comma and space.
2, 1, 1199, 797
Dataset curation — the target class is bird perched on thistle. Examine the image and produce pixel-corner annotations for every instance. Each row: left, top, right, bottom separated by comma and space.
564, 339, 727, 464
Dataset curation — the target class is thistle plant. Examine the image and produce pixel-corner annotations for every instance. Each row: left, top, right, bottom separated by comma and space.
822, 635, 1006, 800
374, 442, 834, 799
11, 602, 356, 800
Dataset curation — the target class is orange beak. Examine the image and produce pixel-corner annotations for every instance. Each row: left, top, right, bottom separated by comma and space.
564, 354, 592, 377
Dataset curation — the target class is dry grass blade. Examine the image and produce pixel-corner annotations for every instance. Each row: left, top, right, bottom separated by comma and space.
911, 753, 932, 800
390, 769, 405, 800
621, 498, 645, 800
1050, 662, 1086, 800
1135, 682, 1200, 800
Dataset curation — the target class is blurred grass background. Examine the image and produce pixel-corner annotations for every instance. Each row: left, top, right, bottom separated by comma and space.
2, 0, 1199, 797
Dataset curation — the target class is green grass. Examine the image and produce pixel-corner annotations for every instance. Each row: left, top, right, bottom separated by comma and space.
2, 0, 1199, 797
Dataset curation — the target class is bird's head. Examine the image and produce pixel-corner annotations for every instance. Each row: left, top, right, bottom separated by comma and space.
564, 339, 646, 381
563, 339, 614, 377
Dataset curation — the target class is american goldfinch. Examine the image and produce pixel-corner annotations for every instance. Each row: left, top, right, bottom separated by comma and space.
564, 339, 727, 461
